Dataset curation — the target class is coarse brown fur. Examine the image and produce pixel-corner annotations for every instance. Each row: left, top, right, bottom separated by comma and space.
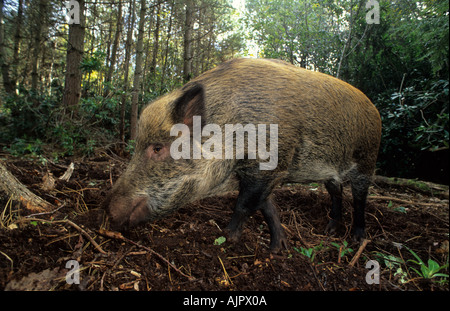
106, 58, 382, 252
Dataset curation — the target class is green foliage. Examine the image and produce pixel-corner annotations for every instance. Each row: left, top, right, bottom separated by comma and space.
375, 77, 449, 177
244, 0, 343, 71
374, 252, 409, 284
293, 246, 316, 262
406, 247, 449, 280
0, 88, 59, 140
337, 0, 449, 181
0, 89, 121, 158
81, 51, 106, 74
293, 241, 324, 262
6, 137, 44, 157
331, 240, 354, 259
375, 247, 449, 284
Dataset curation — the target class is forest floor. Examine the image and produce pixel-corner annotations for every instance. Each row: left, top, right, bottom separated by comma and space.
0, 151, 448, 291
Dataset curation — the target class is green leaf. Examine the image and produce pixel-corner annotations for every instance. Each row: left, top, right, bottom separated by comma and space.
393, 206, 407, 214
214, 236, 226, 246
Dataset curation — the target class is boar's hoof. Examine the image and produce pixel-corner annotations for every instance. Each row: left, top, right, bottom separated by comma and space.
225, 226, 242, 244
352, 227, 366, 243
269, 233, 288, 254
325, 219, 341, 235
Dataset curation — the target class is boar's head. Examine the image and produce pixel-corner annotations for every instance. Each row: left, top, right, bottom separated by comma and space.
106, 84, 209, 228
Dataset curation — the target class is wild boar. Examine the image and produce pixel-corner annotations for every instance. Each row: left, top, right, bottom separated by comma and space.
105, 58, 382, 252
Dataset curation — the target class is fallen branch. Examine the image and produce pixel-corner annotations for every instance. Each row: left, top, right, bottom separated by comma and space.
99, 229, 195, 281
367, 195, 446, 207
0, 160, 54, 212
349, 239, 370, 267
373, 175, 449, 199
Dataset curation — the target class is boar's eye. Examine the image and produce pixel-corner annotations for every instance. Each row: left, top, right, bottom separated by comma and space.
153, 145, 162, 154
145, 143, 170, 161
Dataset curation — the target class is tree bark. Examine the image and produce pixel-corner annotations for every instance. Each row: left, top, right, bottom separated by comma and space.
150, 3, 161, 76
160, 0, 174, 93
129, 0, 146, 141
0, 0, 14, 94
30, 0, 47, 92
336, 0, 364, 79
119, 0, 136, 143
62, 0, 85, 117
104, 0, 123, 96
183, 0, 194, 83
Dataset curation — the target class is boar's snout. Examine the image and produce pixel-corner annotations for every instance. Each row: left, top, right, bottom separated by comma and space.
107, 194, 152, 229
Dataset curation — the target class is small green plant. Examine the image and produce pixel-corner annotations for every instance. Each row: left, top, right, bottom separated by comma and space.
331, 240, 354, 259
393, 206, 407, 214
293, 242, 324, 262
406, 247, 449, 280
214, 236, 226, 246
375, 252, 404, 269
386, 201, 408, 214
375, 252, 408, 284
294, 247, 316, 262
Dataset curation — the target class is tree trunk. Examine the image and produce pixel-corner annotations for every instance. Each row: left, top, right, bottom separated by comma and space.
119, 0, 136, 143
62, 0, 85, 117
336, 0, 364, 79
183, 0, 194, 83
150, 3, 161, 76
129, 0, 146, 141
160, 0, 174, 94
0, 160, 54, 212
104, 0, 123, 97
30, 0, 46, 92
0, 0, 14, 94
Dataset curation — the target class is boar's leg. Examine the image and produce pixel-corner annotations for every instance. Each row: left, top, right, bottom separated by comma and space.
226, 176, 287, 252
350, 179, 370, 242
324, 179, 343, 235
349, 170, 373, 242
260, 198, 288, 252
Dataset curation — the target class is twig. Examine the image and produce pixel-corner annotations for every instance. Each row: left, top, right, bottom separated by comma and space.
349, 239, 370, 267
23, 217, 107, 254
0, 250, 13, 270
368, 212, 389, 239
65, 219, 108, 254
398, 73, 406, 107
310, 264, 325, 291
98, 229, 195, 281
25, 202, 67, 218
100, 246, 135, 291
218, 255, 233, 286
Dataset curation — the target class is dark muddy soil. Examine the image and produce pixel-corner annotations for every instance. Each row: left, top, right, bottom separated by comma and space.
0, 152, 448, 291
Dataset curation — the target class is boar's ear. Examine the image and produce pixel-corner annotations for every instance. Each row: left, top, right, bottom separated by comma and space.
172, 83, 205, 129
